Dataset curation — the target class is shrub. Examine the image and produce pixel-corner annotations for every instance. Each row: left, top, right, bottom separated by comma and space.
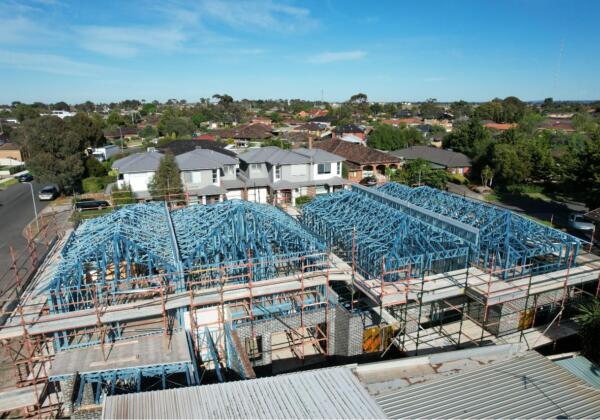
82, 177, 104, 193
449, 173, 468, 185
295, 195, 313, 207
505, 184, 544, 194
85, 157, 107, 177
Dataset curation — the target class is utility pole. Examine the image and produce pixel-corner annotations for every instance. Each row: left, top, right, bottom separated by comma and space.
25, 182, 39, 233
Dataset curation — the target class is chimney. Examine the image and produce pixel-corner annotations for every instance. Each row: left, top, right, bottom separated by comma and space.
308, 135, 313, 149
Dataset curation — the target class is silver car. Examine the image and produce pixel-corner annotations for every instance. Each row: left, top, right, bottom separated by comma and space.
38, 185, 59, 201
567, 213, 595, 231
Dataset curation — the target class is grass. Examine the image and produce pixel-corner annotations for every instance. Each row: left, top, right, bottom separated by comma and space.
483, 192, 501, 202
522, 192, 552, 202
70, 207, 113, 222
0, 178, 18, 190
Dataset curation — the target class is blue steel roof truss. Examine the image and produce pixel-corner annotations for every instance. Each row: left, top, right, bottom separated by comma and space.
377, 183, 582, 277
48, 201, 325, 312
301, 191, 469, 281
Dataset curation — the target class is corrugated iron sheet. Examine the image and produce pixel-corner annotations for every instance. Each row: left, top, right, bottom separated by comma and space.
555, 356, 600, 389
376, 351, 600, 419
102, 366, 385, 419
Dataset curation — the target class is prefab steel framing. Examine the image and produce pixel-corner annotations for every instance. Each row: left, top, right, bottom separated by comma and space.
376, 183, 581, 277
48, 200, 325, 313
301, 190, 470, 281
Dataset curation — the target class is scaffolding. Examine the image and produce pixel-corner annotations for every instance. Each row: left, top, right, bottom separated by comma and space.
1, 200, 335, 417
301, 183, 599, 358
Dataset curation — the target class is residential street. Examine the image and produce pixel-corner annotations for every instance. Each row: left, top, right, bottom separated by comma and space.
0, 182, 49, 273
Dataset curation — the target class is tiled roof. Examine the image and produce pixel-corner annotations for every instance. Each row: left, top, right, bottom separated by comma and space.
294, 147, 345, 163
160, 139, 236, 157
314, 139, 400, 165
483, 122, 518, 130
112, 151, 163, 173
389, 146, 472, 168
335, 124, 365, 134
175, 148, 237, 171
215, 123, 273, 140
238, 146, 310, 165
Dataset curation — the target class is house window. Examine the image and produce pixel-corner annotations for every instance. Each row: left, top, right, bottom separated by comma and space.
118, 173, 124, 180
317, 163, 331, 174
250, 163, 261, 173
212, 169, 218, 183
336, 162, 341, 175
275, 165, 281, 179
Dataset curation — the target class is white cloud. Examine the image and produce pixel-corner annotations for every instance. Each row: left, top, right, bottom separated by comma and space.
308, 50, 367, 64
76, 25, 187, 57
159, 0, 317, 33
0, 50, 110, 77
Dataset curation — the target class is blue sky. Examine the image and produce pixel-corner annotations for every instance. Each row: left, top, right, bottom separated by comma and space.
1, 0, 599, 103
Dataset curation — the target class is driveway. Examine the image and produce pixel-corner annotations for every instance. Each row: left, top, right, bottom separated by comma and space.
0, 182, 50, 273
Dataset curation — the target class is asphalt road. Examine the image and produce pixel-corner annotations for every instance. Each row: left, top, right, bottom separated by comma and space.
0, 182, 50, 272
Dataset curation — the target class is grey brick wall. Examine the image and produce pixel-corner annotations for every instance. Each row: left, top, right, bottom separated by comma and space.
234, 307, 335, 367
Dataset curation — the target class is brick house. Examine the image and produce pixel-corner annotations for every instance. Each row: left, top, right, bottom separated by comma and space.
313, 139, 400, 183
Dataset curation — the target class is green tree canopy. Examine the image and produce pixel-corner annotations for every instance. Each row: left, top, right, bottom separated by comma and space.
367, 124, 424, 150
148, 152, 182, 201
66, 113, 105, 148
391, 159, 448, 189
14, 116, 86, 191
443, 118, 492, 158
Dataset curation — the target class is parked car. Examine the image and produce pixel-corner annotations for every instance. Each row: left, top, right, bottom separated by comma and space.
38, 185, 59, 201
17, 173, 33, 182
359, 176, 378, 187
74, 199, 110, 211
567, 213, 595, 232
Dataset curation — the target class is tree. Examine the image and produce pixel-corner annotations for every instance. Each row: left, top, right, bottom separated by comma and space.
52, 101, 70, 111
576, 299, 600, 363
13, 104, 39, 122
107, 110, 127, 127
449, 100, 472, 119
85, 157, 107, 177
349, 93, 368, 104
368, 124, 424, 150
192, 110, 213, 127
66, 113, 105, 148
213, 94, 234, 107
443, 118, 492, 158
392, 159, 449, 189
159, 117, 195, 138
148, 152, 182, 201
14, 116, 86, 191
419, 98, 443, 119
480, 165, 494, 187
576, 133, 600, 209
488, 143, 531, 185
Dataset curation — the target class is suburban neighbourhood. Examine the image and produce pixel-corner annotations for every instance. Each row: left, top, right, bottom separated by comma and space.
0, 1, 599, 419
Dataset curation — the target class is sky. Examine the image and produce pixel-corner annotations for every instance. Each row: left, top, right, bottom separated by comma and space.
1, 0, 599, 103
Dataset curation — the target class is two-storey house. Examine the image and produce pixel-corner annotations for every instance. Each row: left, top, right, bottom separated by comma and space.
175, 148, 239, 204
237, 146, 347, 206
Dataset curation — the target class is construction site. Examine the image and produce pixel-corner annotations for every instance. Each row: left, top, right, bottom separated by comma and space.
0, 182, 599, 418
